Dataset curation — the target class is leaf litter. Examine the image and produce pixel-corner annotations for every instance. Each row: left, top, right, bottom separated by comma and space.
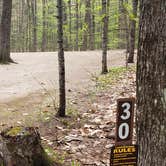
41, 66, 136, 165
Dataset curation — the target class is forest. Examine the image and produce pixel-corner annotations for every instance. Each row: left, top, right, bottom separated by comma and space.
0, 0, 165, 166
0, 0, 137, 53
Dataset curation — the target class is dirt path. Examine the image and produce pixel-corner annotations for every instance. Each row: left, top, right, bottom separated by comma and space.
0, 50, 126, 103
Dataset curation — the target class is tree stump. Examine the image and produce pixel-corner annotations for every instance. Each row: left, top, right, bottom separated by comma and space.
0, 126, 53, 166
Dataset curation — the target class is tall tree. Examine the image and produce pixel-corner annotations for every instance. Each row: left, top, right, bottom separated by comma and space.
101, 0, 110, 74
41, 0, 47, 52
128, 0, 138, 63
81, 0, 91, 50
57, 0, 66, 117
0, 0, 13, 63
136, 0, 166, 165
31, 0, 37, 51
75, 0, 79, 51
68, 0, 72, 49
118, 0, 127, 49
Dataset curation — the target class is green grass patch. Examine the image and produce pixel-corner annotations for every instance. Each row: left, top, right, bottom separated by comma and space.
93, 66, 136, 90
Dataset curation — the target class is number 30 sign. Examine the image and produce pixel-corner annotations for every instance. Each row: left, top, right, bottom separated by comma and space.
115, 98, 135, 145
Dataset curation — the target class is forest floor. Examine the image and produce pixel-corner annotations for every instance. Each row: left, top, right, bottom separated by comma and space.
0, 50, 136, 166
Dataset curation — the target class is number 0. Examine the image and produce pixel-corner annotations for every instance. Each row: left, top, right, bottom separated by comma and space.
118, 123, 129, 139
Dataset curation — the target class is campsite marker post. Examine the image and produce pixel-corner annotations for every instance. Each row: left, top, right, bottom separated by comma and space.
110, 98, 138, 166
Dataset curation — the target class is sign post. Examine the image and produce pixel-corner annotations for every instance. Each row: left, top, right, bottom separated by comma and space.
110, 98, 138, 166
115, 98, 135, 145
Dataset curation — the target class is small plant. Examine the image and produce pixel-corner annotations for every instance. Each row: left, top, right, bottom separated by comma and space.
71, 160, 81, 166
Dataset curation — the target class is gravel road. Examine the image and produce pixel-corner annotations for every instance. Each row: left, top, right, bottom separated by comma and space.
0, 50, 126, 102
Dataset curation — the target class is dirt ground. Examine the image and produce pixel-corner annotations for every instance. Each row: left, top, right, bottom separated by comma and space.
0, 50, 126, 102
0, 50, 136, 165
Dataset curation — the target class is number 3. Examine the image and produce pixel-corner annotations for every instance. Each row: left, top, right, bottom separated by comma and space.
121, 102, 131, 120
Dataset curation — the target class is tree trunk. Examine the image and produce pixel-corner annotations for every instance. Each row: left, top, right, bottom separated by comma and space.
136, 0, 166, 165
68, 0, 72, 50
57, 0, 66, 117
0, 0, 13, 64
31, 0, 37, 52
63, 2, 68, 51
41, 0, 47, 52
0, 127, 53, 166
128, 0, 138, 63
27, 0, 32, 51
118, 0, 126, 49
75, 0, 79, 51
101, 0, 110, 74
81, 0, 91, 51
90, 0, 95, 50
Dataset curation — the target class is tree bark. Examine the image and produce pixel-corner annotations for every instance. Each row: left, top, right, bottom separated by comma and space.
101, 0, 110, 74
81, 0, 91, 51
57, 0, 66, 117
0, 0, 13, 64
0, 127, 53, 166
75, 0, 79, 51
31, 0, 37, 52
118, 0, 127, 49
136, 0, 166, 165
128, 0, 138, 63
41, 0, 47, 52
68, 0, 72, 50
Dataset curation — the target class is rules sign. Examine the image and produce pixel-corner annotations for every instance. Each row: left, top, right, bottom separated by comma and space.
115, 98, 135, 145
110, 145, 138, 166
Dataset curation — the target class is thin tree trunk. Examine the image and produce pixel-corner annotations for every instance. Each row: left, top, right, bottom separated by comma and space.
118, 0, 126, 49
0, 0, 13, 63
31, 0, 37, 51
81, 0, 91, 50
57, 0, 66, 117
136, 0, 166, 165
101, 0, 110, 74
63, 2, 68, 51
90, 0, 95, 50
128, 0, 138, 63
27, 0, 32, 51
75, 0, 79, 51
41, 0, 47, 52
68, 0, 72, 50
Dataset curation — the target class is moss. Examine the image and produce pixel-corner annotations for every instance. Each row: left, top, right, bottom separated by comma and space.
6, 127, 23, 136
6, 127, 30, 137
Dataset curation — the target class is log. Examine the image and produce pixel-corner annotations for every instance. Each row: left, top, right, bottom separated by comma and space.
0, 126, 53, 166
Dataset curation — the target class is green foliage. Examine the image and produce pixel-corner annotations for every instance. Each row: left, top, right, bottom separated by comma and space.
71, 160, 81, 166
123, 2, 138, 22
9, 0, 137, 51
94, 66, 135, 90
